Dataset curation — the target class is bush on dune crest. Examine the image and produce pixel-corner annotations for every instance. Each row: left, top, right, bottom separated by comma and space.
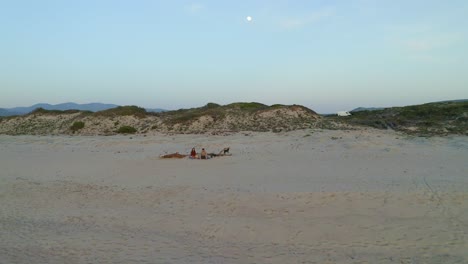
95, 106, 147, 118
226, 102, 267, 111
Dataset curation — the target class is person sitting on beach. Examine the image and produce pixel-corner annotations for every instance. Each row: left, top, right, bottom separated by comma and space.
190, 148, 197, 158
200, 148, 207, 159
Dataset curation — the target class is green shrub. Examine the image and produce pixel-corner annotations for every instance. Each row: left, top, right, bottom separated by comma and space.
116, 126, 137, 134
70, 121, 85, 132
204, 102, 221, 109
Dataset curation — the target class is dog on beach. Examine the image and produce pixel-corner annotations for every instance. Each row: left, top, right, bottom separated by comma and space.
223, 147, 230, 154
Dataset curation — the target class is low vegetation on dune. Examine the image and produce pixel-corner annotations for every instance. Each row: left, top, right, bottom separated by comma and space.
158, 103, 228, 125
326, 101, 468, 136
0, 102, 466, 136
116, 126, 137, 134
157, 102, 320, 133
93, 105, 147, 118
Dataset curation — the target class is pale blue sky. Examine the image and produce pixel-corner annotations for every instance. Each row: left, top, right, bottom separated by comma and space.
1, 0, 467, 113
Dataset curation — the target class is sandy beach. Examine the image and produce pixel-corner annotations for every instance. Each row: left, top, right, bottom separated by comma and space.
1, 129, 467, 264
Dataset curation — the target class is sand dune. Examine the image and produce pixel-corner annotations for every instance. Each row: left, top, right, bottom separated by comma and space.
1, 129, 467, 263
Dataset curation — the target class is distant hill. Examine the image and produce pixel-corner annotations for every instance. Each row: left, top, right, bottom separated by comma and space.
350, 107, 385, 113
0, 109, 10, 116
145, 108, 166, 113
0, 108, 21, 116
326, 101, 468, 136
350, 99, 468, 113
431, 99, 468, 103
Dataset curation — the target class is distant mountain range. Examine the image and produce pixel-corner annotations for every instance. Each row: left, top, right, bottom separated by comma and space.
0, 103, 166, 116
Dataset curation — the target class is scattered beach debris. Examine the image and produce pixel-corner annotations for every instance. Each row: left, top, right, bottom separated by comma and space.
160, 152, 187, 159
208, 147, 231, 158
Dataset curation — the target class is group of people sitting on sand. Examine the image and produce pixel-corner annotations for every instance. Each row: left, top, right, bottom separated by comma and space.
160, 147, 230, 159
190, 147, 206, 159
190, 147, 230, 159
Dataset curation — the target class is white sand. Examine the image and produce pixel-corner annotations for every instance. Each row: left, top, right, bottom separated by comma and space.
1, 129, 467, 263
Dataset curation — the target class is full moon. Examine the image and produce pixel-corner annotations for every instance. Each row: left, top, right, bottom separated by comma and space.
246, 16, 252, 22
